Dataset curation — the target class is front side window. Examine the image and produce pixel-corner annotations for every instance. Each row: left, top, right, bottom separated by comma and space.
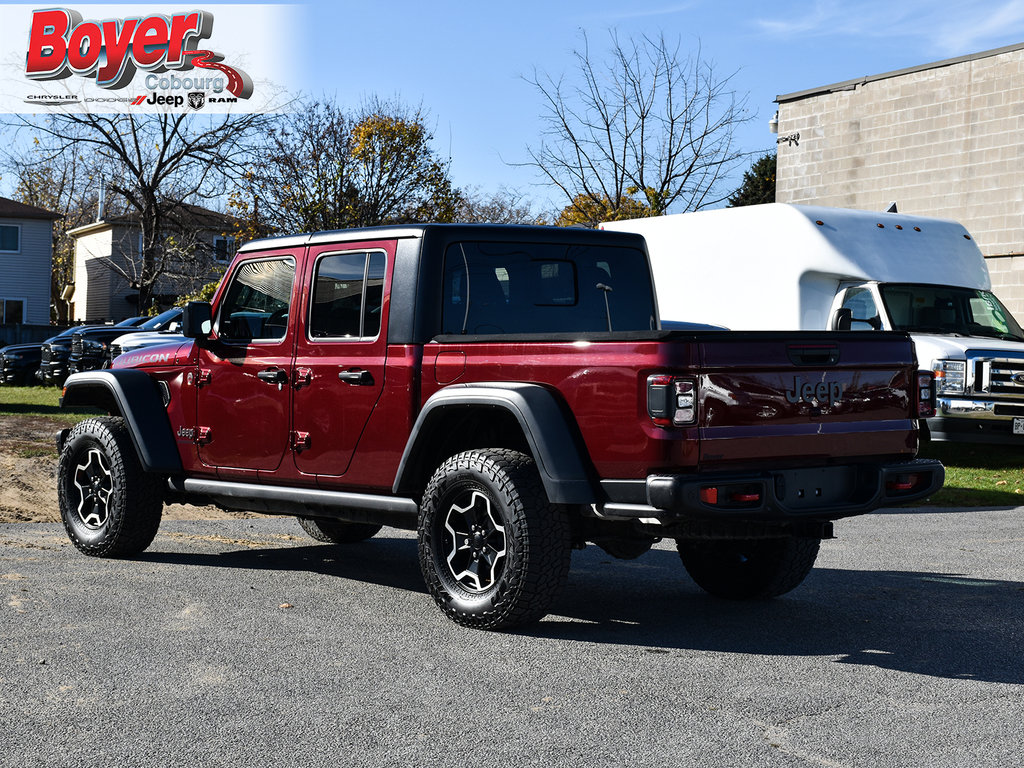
309, 251, 386, 340
840, 287, 881, 330
441, 241, 655, 335
0, 226, 20, 253
217, 257, 296, 341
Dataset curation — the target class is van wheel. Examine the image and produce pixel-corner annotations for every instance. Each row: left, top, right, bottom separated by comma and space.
676, 536, 820, 599
297, 517, 381, 543
418, 449, 571, 630
57, 417, 163, 557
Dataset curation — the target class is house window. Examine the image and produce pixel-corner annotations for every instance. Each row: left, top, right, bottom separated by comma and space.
0, 225, 20, 253
1, 299, 25, 324
214, 236, 235, 262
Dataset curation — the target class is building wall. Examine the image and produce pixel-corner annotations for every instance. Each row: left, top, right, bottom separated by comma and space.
0, 217, 53, 324
72, 228, 134, 322
775, 45, 1024, 314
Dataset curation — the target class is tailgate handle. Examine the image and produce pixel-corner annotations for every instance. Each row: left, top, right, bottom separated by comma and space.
787, 344, 840, 367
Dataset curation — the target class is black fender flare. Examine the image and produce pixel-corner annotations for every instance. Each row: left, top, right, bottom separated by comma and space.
59, 370, 182, 474
393, 382, 595, 505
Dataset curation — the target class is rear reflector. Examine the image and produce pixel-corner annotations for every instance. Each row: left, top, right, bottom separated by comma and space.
886, 474, 923, 493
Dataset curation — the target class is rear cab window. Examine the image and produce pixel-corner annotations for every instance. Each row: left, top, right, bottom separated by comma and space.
441, 241, 656, 335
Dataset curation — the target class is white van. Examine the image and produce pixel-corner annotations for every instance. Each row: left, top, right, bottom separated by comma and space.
602, 203, 1024, 444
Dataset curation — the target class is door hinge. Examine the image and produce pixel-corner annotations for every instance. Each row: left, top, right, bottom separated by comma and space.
294, 367, 313, 388
196, 426, 213, 445
290, 431, 311, 451
197, 369, 212, 387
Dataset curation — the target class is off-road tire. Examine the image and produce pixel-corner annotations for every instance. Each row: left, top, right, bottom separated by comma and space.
677, 536, 820, 599
418, 449, 572, 630
57, 416, 164, 557
296, 517, 382, 543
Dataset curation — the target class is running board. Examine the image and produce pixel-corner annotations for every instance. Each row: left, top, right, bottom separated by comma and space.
167, 477, 420, 529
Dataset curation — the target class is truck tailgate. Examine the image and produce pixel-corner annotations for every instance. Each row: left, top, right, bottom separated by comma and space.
696, 332, 919, 467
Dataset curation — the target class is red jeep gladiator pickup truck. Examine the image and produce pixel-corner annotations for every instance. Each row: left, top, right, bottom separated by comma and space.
57, 224, 943, 629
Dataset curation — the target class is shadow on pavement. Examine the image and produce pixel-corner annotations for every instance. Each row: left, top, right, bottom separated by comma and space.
141, 536, 1024, 685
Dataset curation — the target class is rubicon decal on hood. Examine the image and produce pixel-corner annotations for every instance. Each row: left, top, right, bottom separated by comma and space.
25, 8, 253, 98
117, 349, 175, 367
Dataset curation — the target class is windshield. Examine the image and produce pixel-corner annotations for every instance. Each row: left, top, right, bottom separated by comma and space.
879, 283, 1024, 341
139, 308, 183, 332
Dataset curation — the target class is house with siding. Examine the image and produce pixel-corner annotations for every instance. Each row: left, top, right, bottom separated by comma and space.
67, 202, 237, 322
0, 196, 59, 325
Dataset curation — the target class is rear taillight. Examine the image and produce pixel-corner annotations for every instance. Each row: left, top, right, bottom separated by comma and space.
916, 370, 936, 418
647, 375, 697, 427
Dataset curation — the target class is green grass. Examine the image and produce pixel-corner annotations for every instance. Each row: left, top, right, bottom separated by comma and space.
917, 441, 1024, 507
1, 385, 1021, 507
0, 385, 101, 424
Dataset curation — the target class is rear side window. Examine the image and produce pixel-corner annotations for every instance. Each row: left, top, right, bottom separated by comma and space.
309, 251, 386, 340
442, 242, 655, 334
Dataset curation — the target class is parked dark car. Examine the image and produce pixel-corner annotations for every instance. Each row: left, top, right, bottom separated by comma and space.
69, 308, 182, 376
41, 318, 142, 385
0, 342, 43, 385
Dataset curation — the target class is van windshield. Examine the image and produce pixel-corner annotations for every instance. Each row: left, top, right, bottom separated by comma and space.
879, 283, 1024, 341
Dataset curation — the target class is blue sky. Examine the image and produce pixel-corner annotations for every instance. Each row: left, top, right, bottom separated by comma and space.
7, 1, 1024, 214
281, 0, 1024, 215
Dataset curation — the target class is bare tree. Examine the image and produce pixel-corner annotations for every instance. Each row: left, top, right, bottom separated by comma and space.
524, 31, 752, 225
454, 186, 540, 224
7, 135, 101, 321
6, 110, 273, 310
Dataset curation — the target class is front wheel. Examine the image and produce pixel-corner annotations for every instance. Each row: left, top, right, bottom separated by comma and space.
57, 417, 164, 557
418, 449, 571, 630
676, 536, 820, 599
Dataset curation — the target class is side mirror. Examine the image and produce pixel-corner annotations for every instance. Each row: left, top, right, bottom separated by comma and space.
832, 307, 852, 331
181, 301, 213, 339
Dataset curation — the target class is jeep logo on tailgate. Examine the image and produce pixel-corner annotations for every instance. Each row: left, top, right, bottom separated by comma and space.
785, 377, 846, 407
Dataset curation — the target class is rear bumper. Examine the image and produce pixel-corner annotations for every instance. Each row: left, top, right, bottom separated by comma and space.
597, 459, 945, 522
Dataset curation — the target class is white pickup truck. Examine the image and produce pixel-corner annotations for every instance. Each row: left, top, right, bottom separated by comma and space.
603, 203, 1024, 444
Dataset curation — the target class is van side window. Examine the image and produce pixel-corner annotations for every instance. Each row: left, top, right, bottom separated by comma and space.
310, 251, 386, 340
218, 257, 296, 341
840, 287, 880, 331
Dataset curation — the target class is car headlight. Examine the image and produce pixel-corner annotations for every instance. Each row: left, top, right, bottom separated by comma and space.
933, 360, 966, 395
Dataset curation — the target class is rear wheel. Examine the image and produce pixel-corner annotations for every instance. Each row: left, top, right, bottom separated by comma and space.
676, 536, 820, 599
296, 517, 381, 543
57, 417, 163, 557
418, 449, 571, 630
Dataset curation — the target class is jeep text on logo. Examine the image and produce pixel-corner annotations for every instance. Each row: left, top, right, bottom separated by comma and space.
25, 8, 252, 98
785, 377, 846, 407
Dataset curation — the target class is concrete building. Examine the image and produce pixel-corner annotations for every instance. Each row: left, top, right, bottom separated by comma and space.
774, 43, 1024, 313
0, 196, 59, 325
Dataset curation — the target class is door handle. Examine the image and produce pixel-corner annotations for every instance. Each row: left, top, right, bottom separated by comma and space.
257, 368, 288, 385
338, 368, 374, 385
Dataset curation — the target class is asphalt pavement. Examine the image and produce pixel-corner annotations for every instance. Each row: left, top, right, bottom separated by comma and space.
2, 507, 1022, 768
